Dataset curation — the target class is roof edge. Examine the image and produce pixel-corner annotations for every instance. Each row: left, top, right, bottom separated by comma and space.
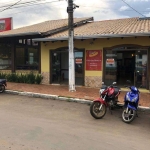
33, 32, 150, 41
0, 32, 41, 38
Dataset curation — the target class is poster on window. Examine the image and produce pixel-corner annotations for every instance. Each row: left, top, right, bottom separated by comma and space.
86, 50, 102, 70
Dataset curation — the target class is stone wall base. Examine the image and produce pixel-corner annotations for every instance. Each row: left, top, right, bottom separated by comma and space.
41, 72, 50, 84
41, 74, 103, 88
85, 76, 102, 88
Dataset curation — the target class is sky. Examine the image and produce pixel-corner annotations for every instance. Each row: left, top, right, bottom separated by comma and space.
0, 0, 150, 29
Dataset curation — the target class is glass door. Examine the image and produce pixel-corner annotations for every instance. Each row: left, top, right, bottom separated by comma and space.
51, 52, 61, 84
75, 51, 84, 85
135, 50, 147, 88
104, 50, 117, 85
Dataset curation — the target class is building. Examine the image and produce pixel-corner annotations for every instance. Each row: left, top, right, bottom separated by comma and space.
0, 17, 150, 89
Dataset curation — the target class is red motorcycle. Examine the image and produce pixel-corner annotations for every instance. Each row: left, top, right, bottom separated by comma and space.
90, 82, 121, 119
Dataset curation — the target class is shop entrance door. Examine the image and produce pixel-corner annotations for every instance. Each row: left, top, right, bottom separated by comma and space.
116, 51, 135, 86
103, 46, 148, 89
51, 51, 61, 84
103, 50, 117, 85
75, 51, 84, 85
51, 49, 84, 86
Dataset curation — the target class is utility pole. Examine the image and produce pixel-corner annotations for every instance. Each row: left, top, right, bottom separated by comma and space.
67, 0, 79, 92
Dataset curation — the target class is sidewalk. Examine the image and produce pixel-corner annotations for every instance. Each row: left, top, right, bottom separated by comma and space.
5, 82, 150, 108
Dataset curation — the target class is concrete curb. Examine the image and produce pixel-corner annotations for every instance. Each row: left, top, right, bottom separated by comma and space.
5, 90, 150, 110
5, 90, 92, 105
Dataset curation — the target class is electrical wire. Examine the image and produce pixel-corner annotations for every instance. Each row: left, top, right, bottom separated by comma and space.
0, 0, 65, 11
0, 0, 22, 12
121, 0, 146, 17
1, 0, 149, 18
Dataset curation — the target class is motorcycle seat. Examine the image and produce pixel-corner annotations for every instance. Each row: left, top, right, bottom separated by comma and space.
0, 79, 6, 82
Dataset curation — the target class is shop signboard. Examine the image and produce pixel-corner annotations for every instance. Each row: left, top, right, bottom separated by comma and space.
86, 50, 102, 70
106, 58, 115, 65
75, 58, 82, 64
0, 17, 12, 32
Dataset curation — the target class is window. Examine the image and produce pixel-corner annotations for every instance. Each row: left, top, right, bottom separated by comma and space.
0, 43, 11, 70
16, 46, 39, 70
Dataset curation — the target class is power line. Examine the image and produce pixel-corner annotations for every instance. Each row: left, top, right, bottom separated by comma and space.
121, 0, 146, 17
0, 0, 22, 12
0, 0, 42, 8
0, 0, 65, 11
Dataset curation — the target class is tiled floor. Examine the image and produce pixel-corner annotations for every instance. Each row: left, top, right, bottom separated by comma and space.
6, 82, 150, 107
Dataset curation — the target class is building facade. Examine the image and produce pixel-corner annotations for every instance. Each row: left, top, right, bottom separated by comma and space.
0, 17, 150, 90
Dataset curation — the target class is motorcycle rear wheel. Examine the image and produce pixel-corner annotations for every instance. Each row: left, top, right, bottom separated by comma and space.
0, 85, 5, 93
122, 108, 136, 123
90, 101, 107, 119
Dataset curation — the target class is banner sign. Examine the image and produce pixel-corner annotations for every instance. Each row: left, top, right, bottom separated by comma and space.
106, 58, 115, 65
86, 50, 102, 70
75, 58, 82, 64
0, 17, 12, 32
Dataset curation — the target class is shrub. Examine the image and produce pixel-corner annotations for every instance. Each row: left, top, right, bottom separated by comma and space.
7, 73, 18, 82
0, 72, 43, 84
26, 72, 35, 84
35, 74, 43, 84
0, 72, 6, 78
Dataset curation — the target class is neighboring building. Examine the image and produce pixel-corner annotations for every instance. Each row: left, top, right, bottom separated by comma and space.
0, 17, 150, 90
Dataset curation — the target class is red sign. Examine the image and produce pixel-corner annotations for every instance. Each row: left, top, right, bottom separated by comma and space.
106, 58, 114, 64
86, 50, 102, 70
0, 17, 12, 32
75, 58, 82, 64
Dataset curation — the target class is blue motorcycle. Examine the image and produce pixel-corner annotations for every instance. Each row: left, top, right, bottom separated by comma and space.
122, 80, 140, 123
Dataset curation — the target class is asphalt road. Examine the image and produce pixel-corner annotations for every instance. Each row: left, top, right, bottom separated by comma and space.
0, 93, 150, 150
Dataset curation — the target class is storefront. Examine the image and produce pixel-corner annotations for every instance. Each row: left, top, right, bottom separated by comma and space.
0, 17, 150, 90
0, 38, 40, 74
50, 47, 84, 85
103, 45, 149, 89
38, 36, 150, 90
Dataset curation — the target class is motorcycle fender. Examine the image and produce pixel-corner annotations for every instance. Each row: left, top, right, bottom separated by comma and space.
93, 98, 107, 106
127, 104, 136, 111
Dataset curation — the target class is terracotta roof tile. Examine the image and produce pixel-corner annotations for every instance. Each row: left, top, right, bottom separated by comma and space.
0, 17, 92, 36
48, 17, 150, 38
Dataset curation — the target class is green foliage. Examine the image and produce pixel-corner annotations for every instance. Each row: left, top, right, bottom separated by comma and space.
0, 72, 6, 78
35, 74, 43, 84
26, 72, 35, 84
7, 73, 18, 82
0, 72, 43, 84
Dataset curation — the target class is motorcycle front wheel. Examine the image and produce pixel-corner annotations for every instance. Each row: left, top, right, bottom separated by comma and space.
90, 101, 107, 119
122, 107, 136, 123
0, 85, 5, 93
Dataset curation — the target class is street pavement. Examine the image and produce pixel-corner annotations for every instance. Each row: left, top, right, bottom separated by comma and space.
0, 94, 150, 150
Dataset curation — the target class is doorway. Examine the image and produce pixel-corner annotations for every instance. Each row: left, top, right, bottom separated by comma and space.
103, 46, 148, 89
50, 48, 84, 86
116, 51, 135, 85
